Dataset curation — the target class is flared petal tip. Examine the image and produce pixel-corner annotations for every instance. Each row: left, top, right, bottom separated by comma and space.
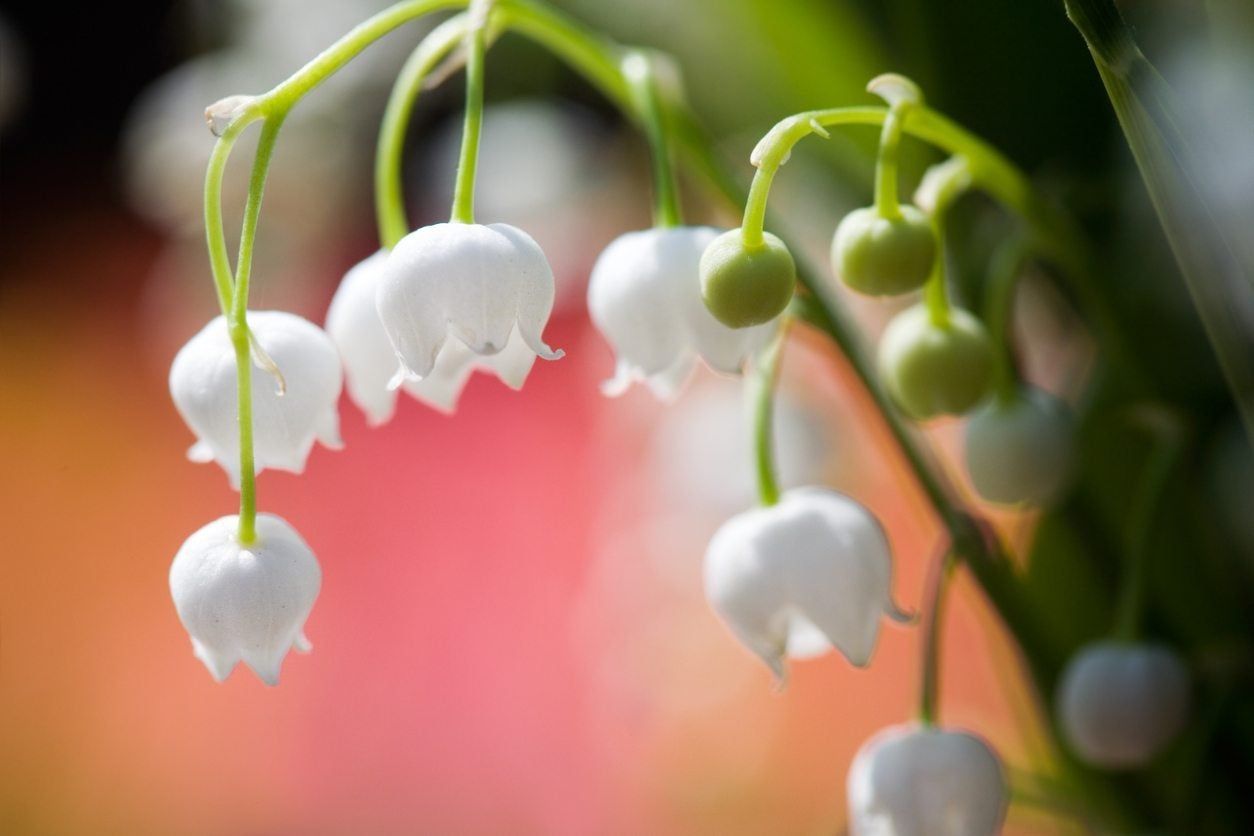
192, 640, 238, 683
186, 440, 215, 463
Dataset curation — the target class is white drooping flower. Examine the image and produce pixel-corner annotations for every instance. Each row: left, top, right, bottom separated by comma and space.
327, 250, 537, 422
376, 222, 563, 383
847, 724, 1008, 836
963, 386, 1075, 506
587, 226, 779, 399
703, 488, 906, 681
1057, 640, 1191, 769
169, 513, 321, 685
170, 310, 343, 486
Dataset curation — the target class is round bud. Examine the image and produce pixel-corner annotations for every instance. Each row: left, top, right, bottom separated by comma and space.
831, 205, 937, 296
1057, 641, 1191, 769
878, 304, 994, 419
964, 386, 1075, 506
699, 229, 796, 328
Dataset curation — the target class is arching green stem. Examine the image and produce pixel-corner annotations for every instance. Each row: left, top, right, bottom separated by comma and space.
1113, 407, 1186, 640
228, 117, 283, 545
751, 330, 787, 507
623, 50, 682, 228
450, 1, 490, 224
919, 547, 955, 726
375, 13, 474, 248
874, 106, 908, 219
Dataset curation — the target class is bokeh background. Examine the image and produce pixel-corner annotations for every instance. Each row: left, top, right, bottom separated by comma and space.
2, 0, 1252, 833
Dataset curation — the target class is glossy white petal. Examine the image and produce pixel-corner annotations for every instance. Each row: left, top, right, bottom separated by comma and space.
964, 386, 1074, 506
848, 724, 1008, 836
587, 227, 779, 399
703, 487, 904, 681
169, 514, 321, 686
326, 250, 401, 425
377, 222, 562, 381
328, 250, 540, 419
170, 311, 343, 486
1057, 641, 1191, 768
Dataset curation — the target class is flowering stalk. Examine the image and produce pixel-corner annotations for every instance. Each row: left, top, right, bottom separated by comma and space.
375, 14, 473, 248
622, 50, 682, 228
750, 331, 786, 507
450, 0, 491, 224
918, 547, 955, 726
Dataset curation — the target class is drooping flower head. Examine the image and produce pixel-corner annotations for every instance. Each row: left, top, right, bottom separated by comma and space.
169, 310, 343, 486
375, 222, 562, 383
588, 226, 779, 399
327, 249, 537, 422
847, 724, 1008, 836
169, 514, 321, 685
1057, 640, 1191, 769
704, 487, 906, 681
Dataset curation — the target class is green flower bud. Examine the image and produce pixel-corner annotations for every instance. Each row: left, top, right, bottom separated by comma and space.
699, 229, 796, 328
831, 206, 937, 296
878, 304, 994, 419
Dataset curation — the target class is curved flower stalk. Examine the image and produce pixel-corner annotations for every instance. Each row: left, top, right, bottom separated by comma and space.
588, 226, 779, 399
1057, 640, 1191, 769
327, 250, 537, 421
375, 222, 563, 383
170, 310, 343, 485
847, 724, 1008, 836
169, 513, 321, 685
704, 487, 907, 682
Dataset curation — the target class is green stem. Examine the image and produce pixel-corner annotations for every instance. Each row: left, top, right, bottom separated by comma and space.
228, 117, 283, 545
1113, 407, 1185, 640
449, 2, 489, 224
260, 0, 466, 113
203, 116, 261, 316
623, 50, 682, 228
923, 261, 950, 327
375, 13, 473, 248
874, 106, 906, 218
751, 330, 786, 507
919, 548, 955, 726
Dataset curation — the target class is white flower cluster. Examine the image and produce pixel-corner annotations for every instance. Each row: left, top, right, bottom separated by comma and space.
167, 220, 562, 684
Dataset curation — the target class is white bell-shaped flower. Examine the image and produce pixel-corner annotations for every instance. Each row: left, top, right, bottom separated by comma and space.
964, 385, 1075, 506
169, 513, 321, 685
703, 487, 906, 681
847, 724, 1008, 836
587, 226, 779, 399
376, 222, 563, 383
1057, 640, 1191, 768
327, 250, 537, 421
170, 310, 343, 486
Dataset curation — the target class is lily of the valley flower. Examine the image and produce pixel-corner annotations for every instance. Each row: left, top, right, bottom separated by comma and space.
327, 250, 537, 421
169, 513, 321, 685
1057, 640, 1191, 768
964, 385, 1075, 506
170, 310, 343, 486
847, 724, 1008, 836
587, 226, 779, 399
375, 222, 563, 383
703, 487, 906, 681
